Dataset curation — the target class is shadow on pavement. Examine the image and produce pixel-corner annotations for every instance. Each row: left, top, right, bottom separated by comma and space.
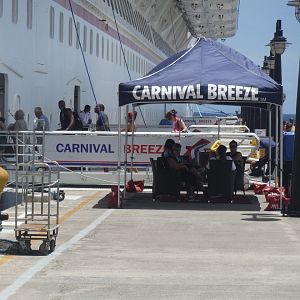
93, 191, 261, 212
241, 213, 282, 222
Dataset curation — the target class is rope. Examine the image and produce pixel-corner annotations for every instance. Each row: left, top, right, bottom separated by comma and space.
68, 0, 98, 106
110, 2, 147, 127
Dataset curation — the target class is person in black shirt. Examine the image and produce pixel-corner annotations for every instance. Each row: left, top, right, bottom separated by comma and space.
58, 100, 75, 130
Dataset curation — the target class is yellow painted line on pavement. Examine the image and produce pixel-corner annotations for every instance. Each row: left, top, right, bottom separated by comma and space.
59, 191, 102, 224
0, 190, 104, 266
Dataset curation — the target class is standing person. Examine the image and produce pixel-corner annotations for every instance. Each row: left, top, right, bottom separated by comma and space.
8, 110, 28, 131
165, 109, 188, 133
34, 107, 50, 131
95, 104, 110, 131
283, 123, 295, 194
79, 105, 92, 129
58, 100, 75, 130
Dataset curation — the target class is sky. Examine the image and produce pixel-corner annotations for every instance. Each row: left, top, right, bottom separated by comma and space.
220, 0, 300, 114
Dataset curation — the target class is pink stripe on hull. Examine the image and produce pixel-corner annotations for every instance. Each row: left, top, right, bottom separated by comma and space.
53, 0, 161, 64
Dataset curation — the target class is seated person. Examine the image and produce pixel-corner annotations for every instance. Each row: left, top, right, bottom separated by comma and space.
250, 137, 276, 179
227, 140, 243, 167
167, 143, 200, 199
162, 138, 175, 158
207, 145, 236, 199
207, 145, 236, 171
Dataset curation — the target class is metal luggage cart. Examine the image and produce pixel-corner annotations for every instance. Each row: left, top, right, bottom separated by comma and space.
15, 161, 61, 255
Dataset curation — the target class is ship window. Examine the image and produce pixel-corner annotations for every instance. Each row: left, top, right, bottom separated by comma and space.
76, 21, 80, 49
132, 53, 135, 71
96, 33, 99, 57
119, 47, 122, 66
116, 0, 123, 18
119, 0, 128, 22
68, 18, 72, 46
136, 56, 138, 72
111, 41, 114, 62
101, 36, 104, 58
27, 0, 33, 29
111, 0, 118, 14
107, 0, 110, 7
0, 0, 3, 18
90, 29, 93, 54
12, 0, 18, 24
115, 44, 118, 64
106, 39, 109, 61
59, 12, 64, 43
83, 25, 87, 52
124, 1, 132, 25
50, 7, 55, 39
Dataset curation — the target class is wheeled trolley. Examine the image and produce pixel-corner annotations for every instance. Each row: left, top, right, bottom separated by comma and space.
15, 161, 61, 255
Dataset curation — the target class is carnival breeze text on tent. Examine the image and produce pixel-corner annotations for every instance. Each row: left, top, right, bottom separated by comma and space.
132, 84, 259, 101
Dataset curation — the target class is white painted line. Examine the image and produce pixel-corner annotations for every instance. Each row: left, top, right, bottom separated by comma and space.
0, 209, 114, 300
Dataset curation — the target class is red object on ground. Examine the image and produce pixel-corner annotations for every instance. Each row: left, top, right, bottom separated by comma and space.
125, 180, 144, 193
264, 193, 290, 211
108, 186, 123, 208
253, 183, 268, 194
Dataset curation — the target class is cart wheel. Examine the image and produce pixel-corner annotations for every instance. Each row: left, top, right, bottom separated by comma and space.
18, 240, 32, 255
39, 241, 49, 256
59, 191, 65, 201
49, 239, 56, 252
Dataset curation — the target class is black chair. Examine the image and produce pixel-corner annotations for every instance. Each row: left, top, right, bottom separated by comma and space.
207, 159, 234, 201
234, 163, 245, 195
150, 157, 181, 200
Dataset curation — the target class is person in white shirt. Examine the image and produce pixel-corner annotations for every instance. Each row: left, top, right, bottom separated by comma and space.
79, 105, 92, 128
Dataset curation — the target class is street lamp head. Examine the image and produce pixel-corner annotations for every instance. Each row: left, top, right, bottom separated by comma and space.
267, 34, 291, 55
266, 55, 275, 70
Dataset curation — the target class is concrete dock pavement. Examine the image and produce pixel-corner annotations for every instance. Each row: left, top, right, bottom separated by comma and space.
1, 190, 300, 299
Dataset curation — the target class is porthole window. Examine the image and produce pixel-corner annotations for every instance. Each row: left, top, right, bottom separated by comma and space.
12, 0, 18, 24
59, 12, 64, 43
90, 29, 93, 54
83, 25, 87, 52
27, 0, 33, 29
50, 7, 55, 39
0, 0, 3, 18
76, 21, 80, 49
69, 18, 73, 46
96, 33, 99, 57
101, 36, 105, 58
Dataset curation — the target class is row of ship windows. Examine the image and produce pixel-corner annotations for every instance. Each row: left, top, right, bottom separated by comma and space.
0, 0, 33, 29
49, 7, 154, 75
0, 0, 154, 75
103, 0, 152, 43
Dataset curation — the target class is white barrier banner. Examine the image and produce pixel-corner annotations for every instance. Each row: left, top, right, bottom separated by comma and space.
44, 133, 214, 167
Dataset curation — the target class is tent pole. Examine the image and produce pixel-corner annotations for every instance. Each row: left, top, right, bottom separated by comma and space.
130, 106, 135, 180
268, 105, 272, 186
275, 105, 279, 188
279, 105, 283, 211
123, 105, 129, 198
117, 106, 122, 208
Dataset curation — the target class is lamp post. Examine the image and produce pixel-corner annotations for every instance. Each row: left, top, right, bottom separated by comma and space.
287, 1, 300, 215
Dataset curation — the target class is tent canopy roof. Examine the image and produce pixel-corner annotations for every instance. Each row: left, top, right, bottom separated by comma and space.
118, 38, 283, 108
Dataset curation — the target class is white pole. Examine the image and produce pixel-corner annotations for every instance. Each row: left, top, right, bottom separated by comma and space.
268, 105, 272, 185
130, 106, 135, 180
117, 107, 122, 208
275, 105, 279, 188
280, 106, 283, 210
123, 105, 129, 198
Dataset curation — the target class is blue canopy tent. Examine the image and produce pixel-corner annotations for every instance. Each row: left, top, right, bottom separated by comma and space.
119, 38, 283, 107
117, 38, 284, 208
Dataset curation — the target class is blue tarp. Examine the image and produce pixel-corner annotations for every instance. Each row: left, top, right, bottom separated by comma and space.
119, 38, 283, 107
